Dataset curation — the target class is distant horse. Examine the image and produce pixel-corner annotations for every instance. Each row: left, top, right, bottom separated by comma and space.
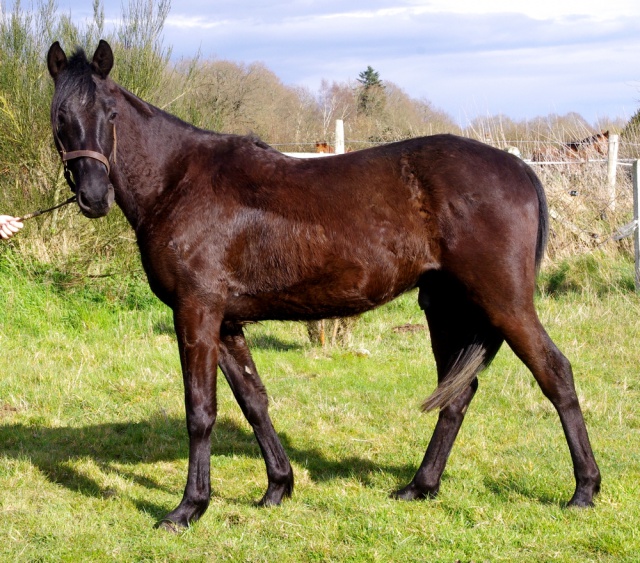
46, 41, 600, 530
314, 141, 334, 153
563, 130, 609, 158
532, 131, 609, 163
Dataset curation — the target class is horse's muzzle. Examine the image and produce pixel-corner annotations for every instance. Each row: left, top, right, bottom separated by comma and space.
77, 184, 115, 218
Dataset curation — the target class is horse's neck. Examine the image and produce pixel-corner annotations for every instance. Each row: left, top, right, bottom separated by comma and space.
112, 96, 192, 230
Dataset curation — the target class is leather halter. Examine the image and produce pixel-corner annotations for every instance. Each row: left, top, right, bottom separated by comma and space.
62, 149, 111, 175
55, 124, 117, 192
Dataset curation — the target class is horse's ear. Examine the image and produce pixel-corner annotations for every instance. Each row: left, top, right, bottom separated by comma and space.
91, 40, 114, 79
47, 41, 67, 81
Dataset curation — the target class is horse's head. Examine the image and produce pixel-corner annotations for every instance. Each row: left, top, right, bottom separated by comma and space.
47, 40, 117, 218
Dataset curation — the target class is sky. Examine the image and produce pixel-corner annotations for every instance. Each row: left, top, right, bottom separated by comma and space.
33, 1, 640, 126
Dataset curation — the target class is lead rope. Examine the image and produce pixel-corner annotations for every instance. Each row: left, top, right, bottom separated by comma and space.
17, 196, 78, 222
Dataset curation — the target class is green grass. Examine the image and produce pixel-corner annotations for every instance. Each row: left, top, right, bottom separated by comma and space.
1, 257, 639, 562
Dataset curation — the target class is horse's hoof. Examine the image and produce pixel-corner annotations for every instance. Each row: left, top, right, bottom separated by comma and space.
391, 483, 437, 501
257, 480, 293, 507
567, 483, 599, 508
566, 496, 596, 508
155, 519, 187, 533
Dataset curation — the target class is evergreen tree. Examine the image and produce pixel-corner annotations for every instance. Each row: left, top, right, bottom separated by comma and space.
356, 66, 385, 116
357, 66, 382, 89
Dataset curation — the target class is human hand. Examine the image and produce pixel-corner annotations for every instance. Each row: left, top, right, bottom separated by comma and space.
0, 215, 24, 239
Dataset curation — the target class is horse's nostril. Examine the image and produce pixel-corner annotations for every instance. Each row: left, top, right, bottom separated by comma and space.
75, 186, 113, 219
77, 190, 89, 209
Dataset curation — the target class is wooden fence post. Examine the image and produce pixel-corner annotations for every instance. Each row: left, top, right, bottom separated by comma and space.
633, 160, 640, 292
335, 119, 345, 155
607, 134, 619, 211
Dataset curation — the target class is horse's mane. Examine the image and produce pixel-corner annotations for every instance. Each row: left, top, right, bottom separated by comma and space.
119, 85, 155, 118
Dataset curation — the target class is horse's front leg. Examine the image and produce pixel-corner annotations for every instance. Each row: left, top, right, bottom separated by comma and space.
218, 322, 294, 506
158, 301, 221, 531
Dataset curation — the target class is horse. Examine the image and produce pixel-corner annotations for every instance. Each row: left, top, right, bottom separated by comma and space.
314, 141, 334, 153
563, 130, 609, 159
46, 40, 600, 530
532, 131, 609, 163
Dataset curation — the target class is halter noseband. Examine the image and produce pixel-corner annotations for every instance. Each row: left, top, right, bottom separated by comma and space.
62, 149, 111, 175
55, 124, 117, 192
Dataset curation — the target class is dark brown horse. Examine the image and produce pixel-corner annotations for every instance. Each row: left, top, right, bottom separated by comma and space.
46, 41, 600, 530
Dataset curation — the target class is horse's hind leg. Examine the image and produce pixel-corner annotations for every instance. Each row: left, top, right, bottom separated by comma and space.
494, 308, 600, 506
218, 322, 294, 506
394, 273, 503, 500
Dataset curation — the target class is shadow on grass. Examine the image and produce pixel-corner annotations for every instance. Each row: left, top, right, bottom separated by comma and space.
245, 333, 304, 351
1, 415, 566, 520
151, 320, 305, 352
483, 474, 565, 506
1, 414, 415, 519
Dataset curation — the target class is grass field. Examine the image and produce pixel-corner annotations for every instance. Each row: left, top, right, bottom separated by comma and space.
1, 255, 639, 562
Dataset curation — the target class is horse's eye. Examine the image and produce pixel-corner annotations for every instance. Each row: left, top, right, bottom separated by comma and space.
108, 111, 118, 123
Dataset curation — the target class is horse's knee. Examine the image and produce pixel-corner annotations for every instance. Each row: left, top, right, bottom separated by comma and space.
186, 410, 217, 439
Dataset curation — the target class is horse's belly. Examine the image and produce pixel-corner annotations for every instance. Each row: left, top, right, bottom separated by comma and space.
223, 255, 428, 322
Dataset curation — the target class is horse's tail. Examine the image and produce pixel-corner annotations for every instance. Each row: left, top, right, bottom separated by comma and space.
526, 164, 549, 274
420, 164, 549, 413
421, 342, 487, 412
